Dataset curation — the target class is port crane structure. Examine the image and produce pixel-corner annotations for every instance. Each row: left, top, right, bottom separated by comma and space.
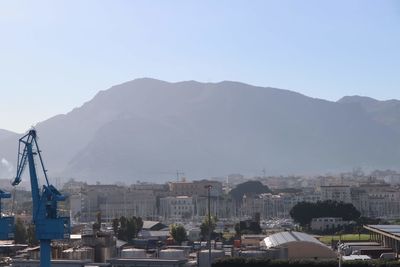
12, 129, 70, 267
0, 189, 14, 240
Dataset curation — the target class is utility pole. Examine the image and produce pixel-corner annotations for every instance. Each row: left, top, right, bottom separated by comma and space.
338, 237, 342, 267
205, 185, 212, 267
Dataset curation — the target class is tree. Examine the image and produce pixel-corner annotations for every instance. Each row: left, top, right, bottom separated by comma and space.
92, 211, 102, 232
116, 216, 144, 241
136, 217, 144, 233
234, 223, 241, 236
289, 202, 314, 227
170, 224, 187, 245
235, 219, 262, 235
289, 200, 361, 227
200, 216, 217, 240
112, 218, 119, 235
14, 218, 27, 244
27, 224, 38, 246
229, 181, 271, 202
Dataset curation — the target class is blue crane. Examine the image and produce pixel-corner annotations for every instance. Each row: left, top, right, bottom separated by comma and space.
11, 129, 70, 267
0, 189, 14, 240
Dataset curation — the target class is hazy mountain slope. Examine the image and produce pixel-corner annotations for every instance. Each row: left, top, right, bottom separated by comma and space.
0, 129, 17, 141
0, 130, 19, 178
63, 79, 400, 181
1, 79, 400, 182
339, 96, 400, 133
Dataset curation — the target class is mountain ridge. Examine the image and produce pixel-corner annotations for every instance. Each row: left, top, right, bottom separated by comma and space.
1, 78, 400, 182
0, 129, 17, 141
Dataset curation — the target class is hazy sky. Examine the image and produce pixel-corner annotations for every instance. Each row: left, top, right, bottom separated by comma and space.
1, 0, 399, 132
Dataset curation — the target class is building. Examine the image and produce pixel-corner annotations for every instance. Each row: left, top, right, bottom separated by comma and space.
319, 185, 351, 203
260, 231, 336, 259
159, 196, 194, 220
168, 180, 223, 197
363, 225, 400, 257
79, 185, 157, 221
351, 184, 400, 218
107, 258, 187, 267
99, 189, 157, 220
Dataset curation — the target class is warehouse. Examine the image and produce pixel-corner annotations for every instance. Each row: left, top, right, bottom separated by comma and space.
260, 231, 337, 259
364, 225, 400, 256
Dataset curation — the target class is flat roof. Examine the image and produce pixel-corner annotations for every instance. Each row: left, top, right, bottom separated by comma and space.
342, 255, 371, 261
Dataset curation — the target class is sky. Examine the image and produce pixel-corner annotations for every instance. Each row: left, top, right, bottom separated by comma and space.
1, 0, 399, 133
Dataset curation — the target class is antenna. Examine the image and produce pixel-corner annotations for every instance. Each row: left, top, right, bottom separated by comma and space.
176, 170, 185, 181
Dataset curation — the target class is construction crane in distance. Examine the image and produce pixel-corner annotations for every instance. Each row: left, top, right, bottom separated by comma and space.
11, 129, 70, 267
0, 189, 14, 240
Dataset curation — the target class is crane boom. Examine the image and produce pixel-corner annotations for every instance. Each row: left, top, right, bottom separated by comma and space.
0, 189, 14, 240
12, 129, 70, 267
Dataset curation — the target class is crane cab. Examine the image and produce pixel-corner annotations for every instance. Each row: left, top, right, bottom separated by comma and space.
35, 216, 70, 240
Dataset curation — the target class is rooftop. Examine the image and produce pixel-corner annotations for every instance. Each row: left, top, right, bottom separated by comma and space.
364, 225, 400, 240
262, 231, 326, 248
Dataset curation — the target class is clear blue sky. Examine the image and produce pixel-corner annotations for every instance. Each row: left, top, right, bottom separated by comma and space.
1, 0, 399, 133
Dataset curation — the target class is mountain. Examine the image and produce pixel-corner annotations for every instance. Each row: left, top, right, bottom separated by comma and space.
1, 78, 400, 183
338, 96, 400, 133
0, 129, 17, 142
0, 130, 18, 178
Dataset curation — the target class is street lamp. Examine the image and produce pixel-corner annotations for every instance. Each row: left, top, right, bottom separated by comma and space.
205, 185, 212, 267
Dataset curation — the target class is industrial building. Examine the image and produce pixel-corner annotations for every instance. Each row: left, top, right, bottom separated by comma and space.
260, 231, 337, 259
364, 224, 400, 256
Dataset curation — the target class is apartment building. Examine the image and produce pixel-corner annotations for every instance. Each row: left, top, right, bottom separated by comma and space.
319, 185, 351, 203
168, 180, 223, 197
159, 196, 194, 220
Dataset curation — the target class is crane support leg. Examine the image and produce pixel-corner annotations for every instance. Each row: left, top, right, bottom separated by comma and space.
40, 239, 51, 267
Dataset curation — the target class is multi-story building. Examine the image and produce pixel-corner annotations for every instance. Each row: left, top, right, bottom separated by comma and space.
78, 184, 158, 221
168, 180, 223, 197
159, 196, 194, 220
363, 185, 400, 218
350, 187, 369, 216
319, 185, 351, 203
99, 189, 157, 221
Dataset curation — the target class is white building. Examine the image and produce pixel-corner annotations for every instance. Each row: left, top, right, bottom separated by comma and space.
319, 185, 351, 203
260, 231, 336, 259
159, 196, 194, 220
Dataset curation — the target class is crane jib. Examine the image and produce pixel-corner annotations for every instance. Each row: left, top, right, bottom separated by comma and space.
11, 129, 71, 267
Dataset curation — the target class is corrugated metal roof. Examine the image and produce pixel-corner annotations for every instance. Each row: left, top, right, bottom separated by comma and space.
365, 225, 400, 236
263, 231, 325, 248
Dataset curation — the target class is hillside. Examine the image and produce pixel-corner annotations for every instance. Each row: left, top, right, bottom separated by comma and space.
0, 129, 17, 142
1, 78, 400, 182
338, 96, 400, 133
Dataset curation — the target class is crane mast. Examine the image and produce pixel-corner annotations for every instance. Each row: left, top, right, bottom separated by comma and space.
12, 129, 70, 267
0, 189, 14, 240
